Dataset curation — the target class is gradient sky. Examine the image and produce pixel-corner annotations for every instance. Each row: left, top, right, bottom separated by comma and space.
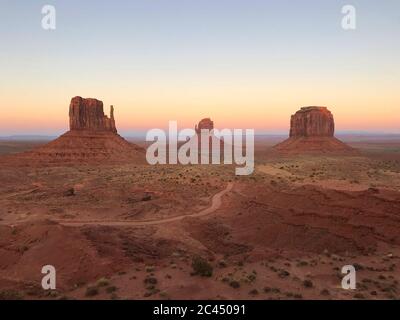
0, 0, 399, 135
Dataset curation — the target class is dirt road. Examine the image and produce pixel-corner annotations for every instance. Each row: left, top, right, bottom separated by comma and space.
55, 182, 234, 227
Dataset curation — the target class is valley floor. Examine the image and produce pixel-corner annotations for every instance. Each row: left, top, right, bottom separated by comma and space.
0, 140, 400, 300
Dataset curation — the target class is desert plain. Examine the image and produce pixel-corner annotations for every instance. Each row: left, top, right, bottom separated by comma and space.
0, 133, 400, 300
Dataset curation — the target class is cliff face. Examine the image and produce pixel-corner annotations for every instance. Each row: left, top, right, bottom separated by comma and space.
69, 96, 117, 133
289, 107, 334, 138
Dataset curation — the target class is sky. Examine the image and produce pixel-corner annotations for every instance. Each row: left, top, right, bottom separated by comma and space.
0, 0, 399, 136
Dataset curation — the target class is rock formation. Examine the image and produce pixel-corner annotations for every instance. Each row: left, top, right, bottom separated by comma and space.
195, 118, 219, 147
193, 118, 226, 162
289, 107, 334, 137
195, 118, 214, 133
274, 106, 354, 153
16, 96, 144, 164
69, 97, 117, 133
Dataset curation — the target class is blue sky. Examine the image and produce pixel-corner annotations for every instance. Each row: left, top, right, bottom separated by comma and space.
0, 0, 399, 135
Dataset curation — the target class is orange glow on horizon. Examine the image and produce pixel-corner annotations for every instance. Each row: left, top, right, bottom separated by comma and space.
1, 79, 399, 134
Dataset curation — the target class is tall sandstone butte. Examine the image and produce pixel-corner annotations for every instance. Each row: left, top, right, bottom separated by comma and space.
194, 118, 226, 162
69, 96, 116, 133
289, 107, 334, 137
14, 96, 144, 164
274, 106, 354, 153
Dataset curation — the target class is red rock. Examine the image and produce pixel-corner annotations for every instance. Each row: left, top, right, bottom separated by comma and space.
12, 96, 144, 165
193, 118, 223, 162
290, 107, 334, 137
195, 118, 214, 133
274, 106, 354, 153
69, 96, 116, 133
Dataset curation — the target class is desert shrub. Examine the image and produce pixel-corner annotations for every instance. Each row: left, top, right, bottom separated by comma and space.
96, 278, 109, 287
278, 270, 290, 278
106, 286, 117, 294
64, 188, 75, 196
249, 289, 259, 295
0, 289, 24, 300
320, 289, 330, 296
18, 245, 29, 253
297, 261, 308, 267
229, 281, 240, 289
142, 194, 152, 201
191, 256, 213, 277
218, 260, 227, 268
145, 266, 155, 273
144, 277, 158, 285
303, 280, 314, 288
85, 286, 99, 297
247, 274, 256, 282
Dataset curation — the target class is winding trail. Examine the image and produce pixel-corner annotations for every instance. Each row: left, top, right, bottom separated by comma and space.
56, 182, 234, 227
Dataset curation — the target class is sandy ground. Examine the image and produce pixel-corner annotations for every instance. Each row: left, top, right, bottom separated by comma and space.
0, 138, 400, 300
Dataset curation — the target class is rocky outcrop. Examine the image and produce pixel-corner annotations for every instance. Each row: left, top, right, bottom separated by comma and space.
193, 118, 225, 162
274, 106, 354, 154
69, 96, 117, 133
195, 118, 214, 133
290, 107, 334, 137
14, 96, 144, 164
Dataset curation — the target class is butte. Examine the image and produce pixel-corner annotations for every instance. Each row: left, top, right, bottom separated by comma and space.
13, 96, 145, 165
195, 118, 225, 160
273, 106, 354, 154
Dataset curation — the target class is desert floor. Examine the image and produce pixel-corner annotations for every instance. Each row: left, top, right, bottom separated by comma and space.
0, 137, 400, 300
